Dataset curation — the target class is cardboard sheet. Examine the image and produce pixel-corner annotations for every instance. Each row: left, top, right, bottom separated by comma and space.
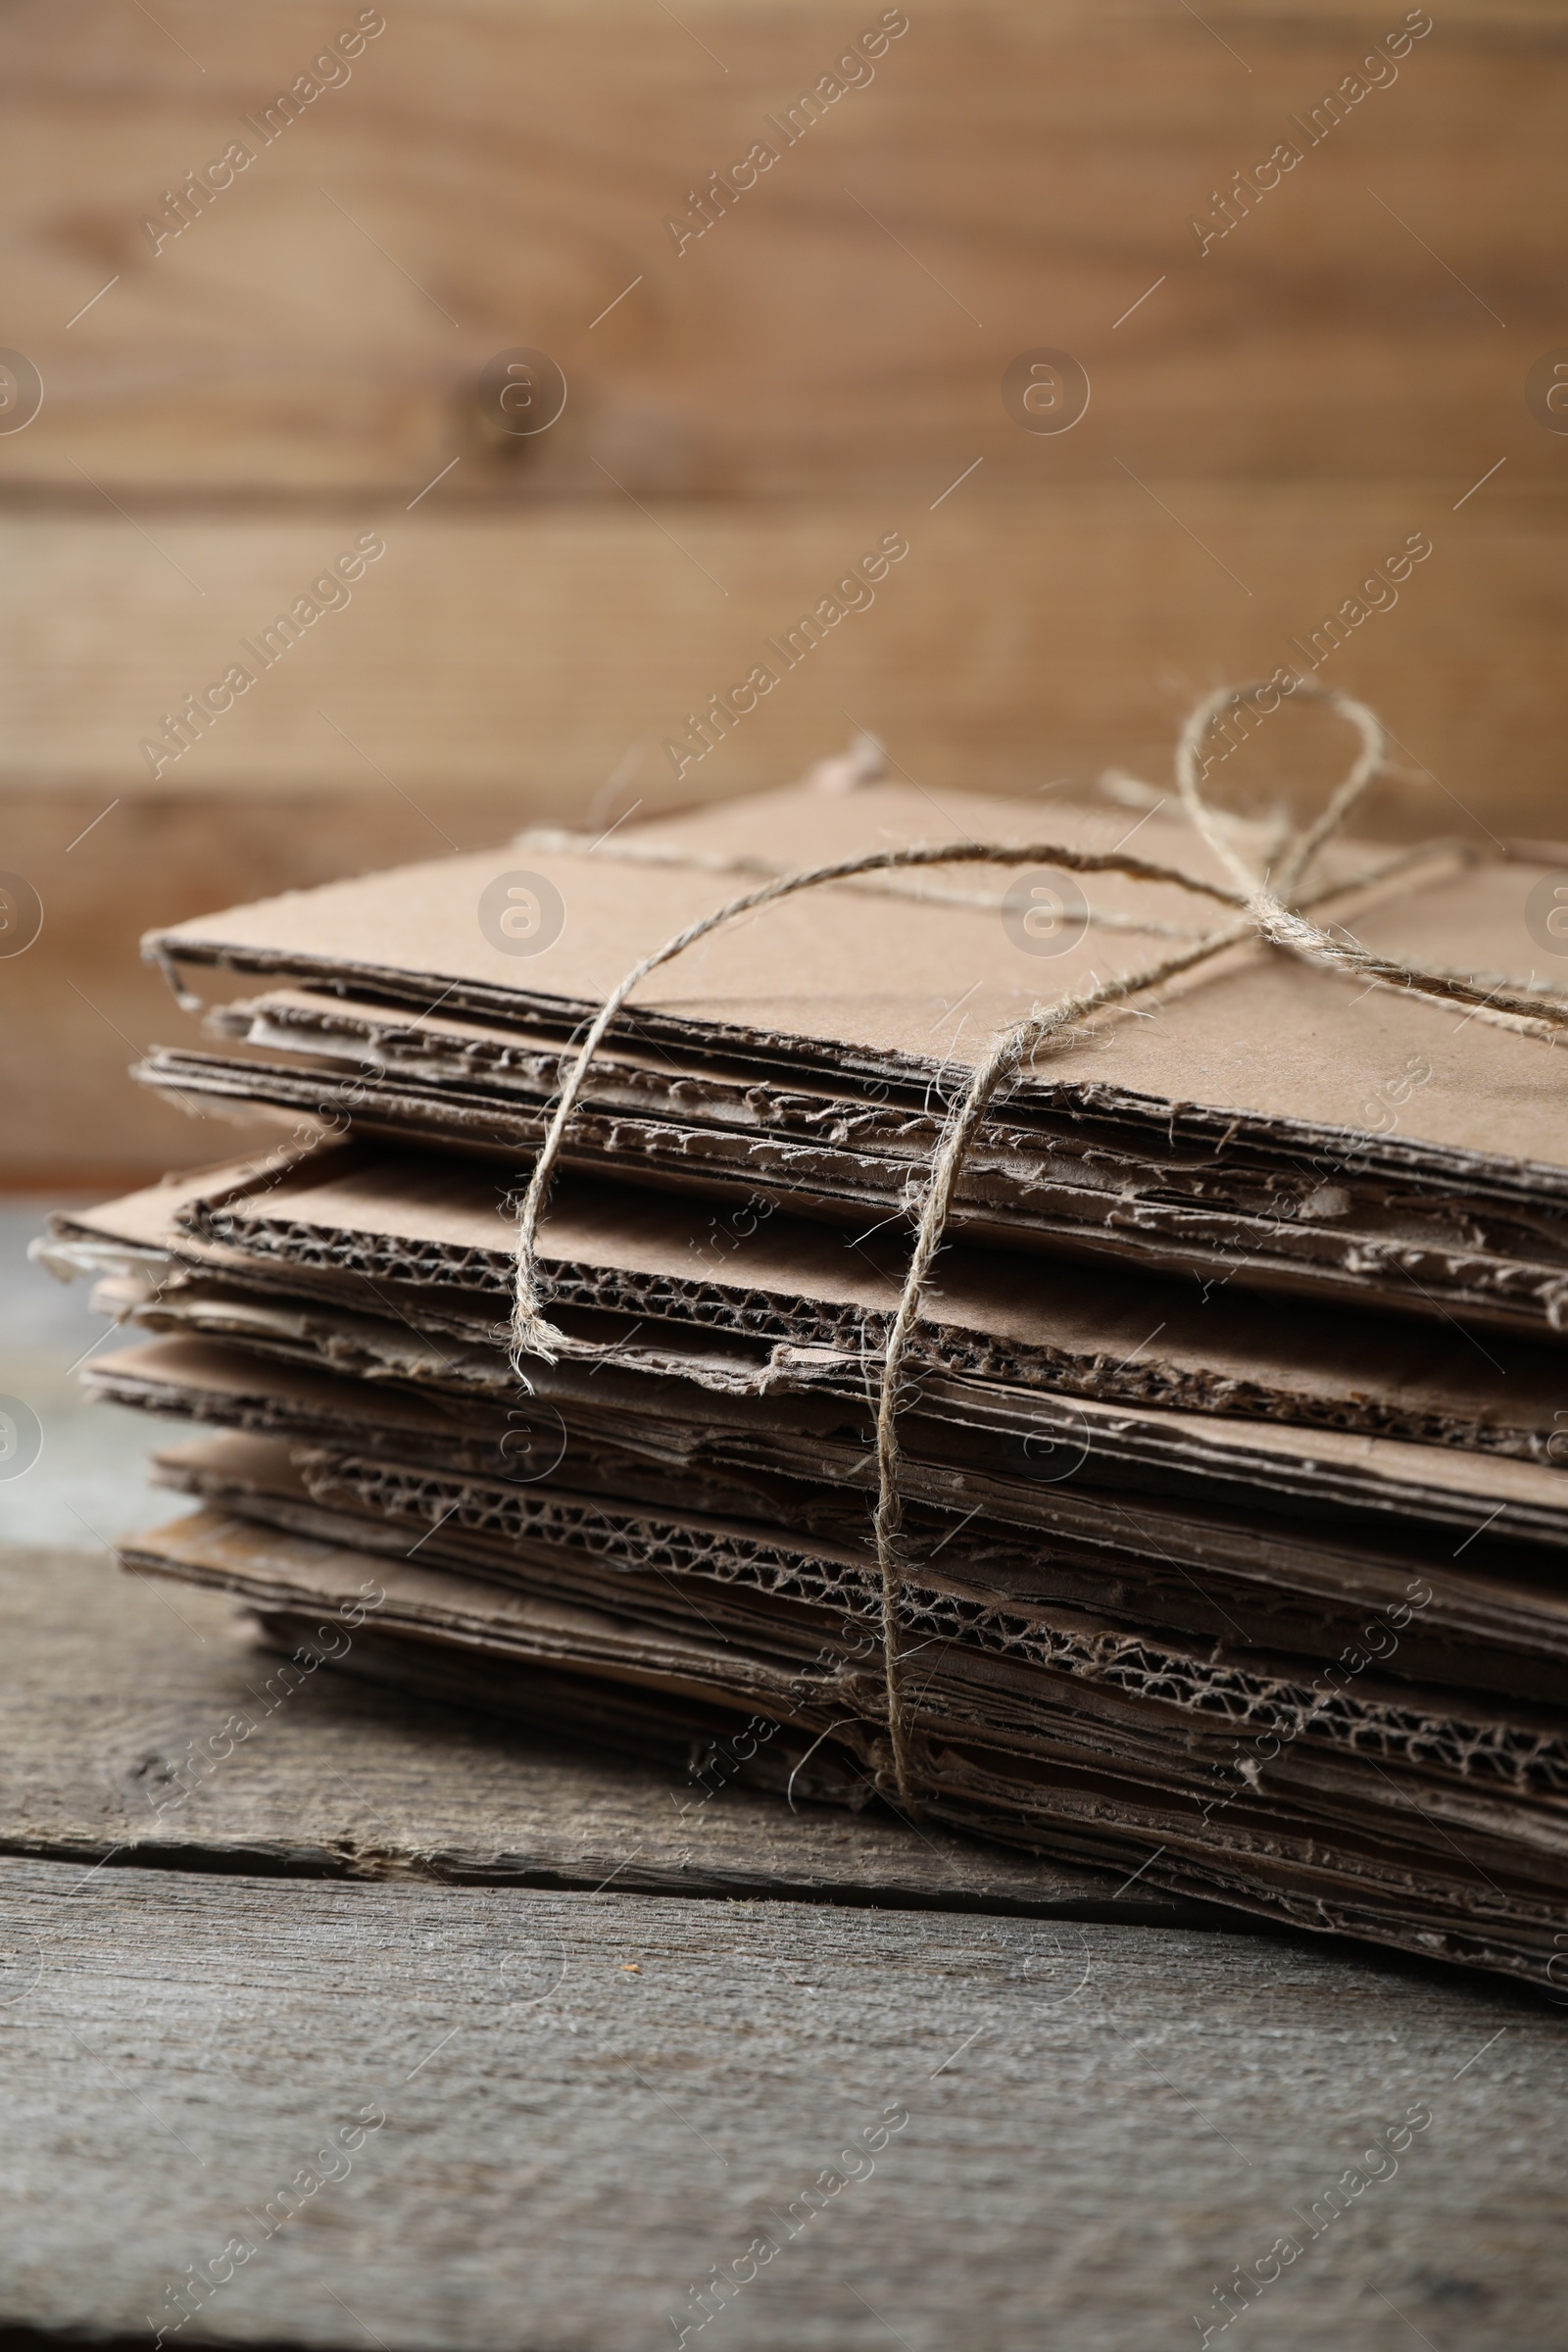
55, 1152, 1568, 1458
81, 1296, 1568, 1549
49, 769, 1568, 1990
120, 1499, 1568, 1988
79, 1339, 1568, 1709
134, 1017, 1568, 1333
144, 782, 1568, 1174
149, 1430, 1568, 1704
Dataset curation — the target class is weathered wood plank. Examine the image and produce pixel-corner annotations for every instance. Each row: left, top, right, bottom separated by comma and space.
0, 492, 1557, 821
0, 0, 1558, 496
3, 472, 1561, 1184
0, 1850, 1558, 2349
0, 1545, 1213, 1923
0, 782, 514, 1186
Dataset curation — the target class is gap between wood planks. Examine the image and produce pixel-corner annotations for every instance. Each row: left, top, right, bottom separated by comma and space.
0, 1825, 1251, 1926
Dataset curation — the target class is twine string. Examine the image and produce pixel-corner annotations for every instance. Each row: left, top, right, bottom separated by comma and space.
509, 837, 1245, 1362
511, 680, 1568, 1810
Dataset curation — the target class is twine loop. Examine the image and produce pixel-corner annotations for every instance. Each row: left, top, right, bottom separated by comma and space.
509, 681, 1567, 1813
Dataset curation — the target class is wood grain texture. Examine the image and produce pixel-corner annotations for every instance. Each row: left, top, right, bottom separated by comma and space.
0, 492, 1558, 822
0, 1848, 1560, 2349
0, 1, 1559, 497
0, 786, 520, 1186
0, 1544, 1209, 1923
3, 0, 1564, 1190
2, 476, 1561, 1182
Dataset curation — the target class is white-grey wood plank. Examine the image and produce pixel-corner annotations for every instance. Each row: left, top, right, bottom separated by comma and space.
0, 1854, 1558, 2352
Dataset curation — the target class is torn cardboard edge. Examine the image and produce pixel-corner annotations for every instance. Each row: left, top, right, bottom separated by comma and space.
146, 1432, 1568, 1704
77, 1280, 1568, 1551
130, 1022, 1568, 1333
118, 1503, 1568, 1990
49, 1148, 1568, 1459
138, 779, 1568, 1194
80, 1335, 1568, 1676
144, 1431, 1568, 1793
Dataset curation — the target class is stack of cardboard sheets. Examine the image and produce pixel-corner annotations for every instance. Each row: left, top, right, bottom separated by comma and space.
44, 778, 1568, 1986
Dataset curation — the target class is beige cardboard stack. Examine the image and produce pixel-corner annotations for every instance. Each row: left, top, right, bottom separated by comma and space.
43, 777, 1568, 1986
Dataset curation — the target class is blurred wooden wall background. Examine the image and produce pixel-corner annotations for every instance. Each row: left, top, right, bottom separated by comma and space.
2, 0, 1563, 1184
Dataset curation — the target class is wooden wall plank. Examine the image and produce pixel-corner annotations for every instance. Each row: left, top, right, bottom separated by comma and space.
0, 786, 509, 1184
0, 1848, 1558, 2348
0, 491, 1557, 824
0, 1, 1561, 496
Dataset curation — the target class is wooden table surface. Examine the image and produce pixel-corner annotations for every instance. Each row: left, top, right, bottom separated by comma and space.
2, 1544, 1564, 2351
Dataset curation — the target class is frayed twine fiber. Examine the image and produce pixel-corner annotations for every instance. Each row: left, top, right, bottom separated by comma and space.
510, 681, 1568, 1813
